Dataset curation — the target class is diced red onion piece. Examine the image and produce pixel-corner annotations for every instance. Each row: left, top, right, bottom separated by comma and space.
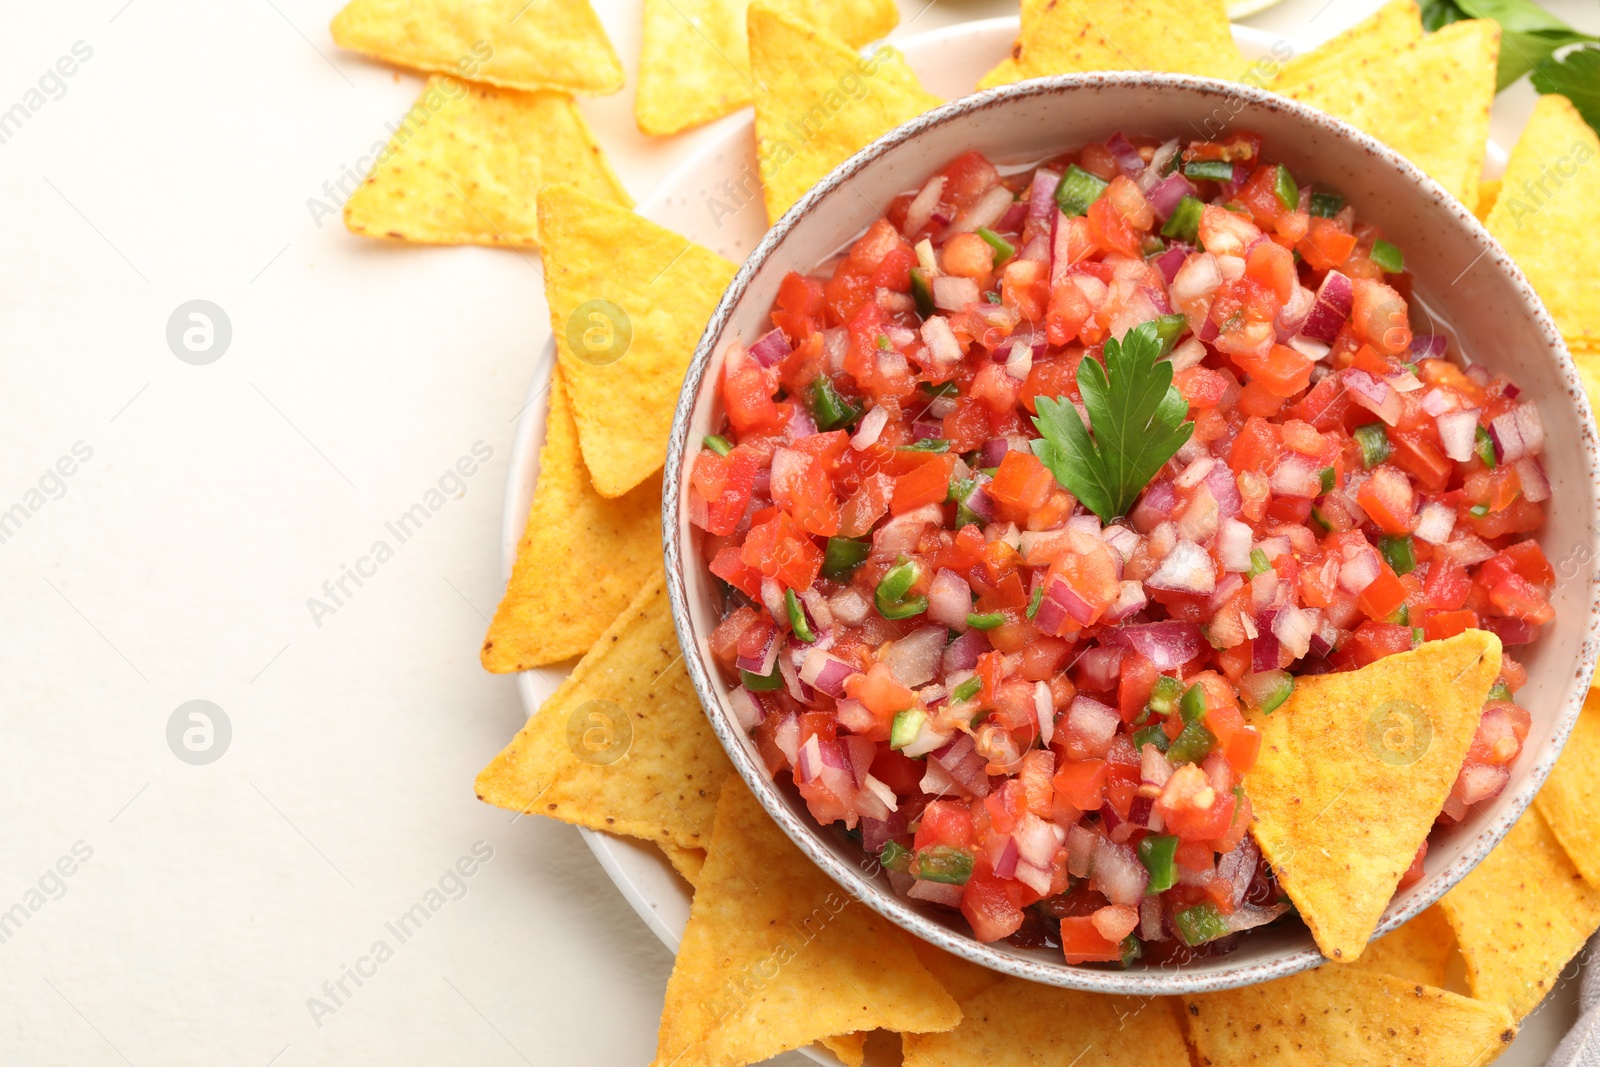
901, 174, 946, 239
1217, 519, 1253, 572
729, 687, 763, 730
1153, 243, 1190, 284
1147, 172, 1197, 220
1436, 409, 1478, 462
1489, 404, 1545, 463
946, 185, 1015, 237
1222, 902, 1290, 934
1147, 539, 1216, 594
1027, 168, 1061, 227
1172, 251, 1222, 307
1106, 132, 1145, 177
850, 404, 888, 450
1104, 581, 1148, 622
1411, 333, 1449, 358
927, 569, 972, 629
1034, 681, 1055, 747
1141, 744, 1173, 786
1344, 368, 1401, 426
1300, 270, 1353, 343
1275, 285, 1316, 340
1067, 825, 1097, 878
736, 626, 780, 676
1287, 334, 1332, 361
1090, 837, 1148, 906
1338, 547, 1381, 595
1076, 646, 1124, 692
1140, 895, 1165, 941
799, 651, 860, 698
1066, 696, 1121, 758
1414, 501, 1456, 545
749, 328, 791, 367
1270, 452, 1323, 498
1272, 604, 1313, 660
906, 879, 964, 906
943, 629, 990, 674
1483, 616, 1539, 646
1515, 457, 1550, 502
885, 626, 946, 689
932, 275, 979, 312
1251, 632, 1280, 673
1455, 762, 1511, 805
1111, 621, 1203, 670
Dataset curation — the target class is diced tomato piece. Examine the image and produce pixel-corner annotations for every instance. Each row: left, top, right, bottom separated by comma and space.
869, 748, 924, 795
1118, 653, 1157, 721
942, 150, 1001, 208
722, 349, 780, 431
1231, 343, 1313, 398
915, 799, 975, 852
1422, 609, 1479, 641
1398, 841, 1428, 890
990, 450, 1057, 512
690, 444, 760, 536
963, 871, 1025, 943
1087, 195, 1140, 257
771, 449, 840, 536
1053, 759, 1107, 811
1422, 556, 1471, 610
1174, 365, 1230, 408
1224, 725, 1261, 774
1350, 620, 1413, 664
1059, 916, 1124, 964
1356, 466, 1416, 534
1245, 238, 1297, 304
1357, 562, 1408, 621
891, 454, 957, 514
740, 511, 823, 590
1298, 216, 1357, 271
710, 544, 761, 598
870, 245, 915, 292
846, 662, 917, 718
1388, 430, 1452, 494
1488, 573, 1555, 625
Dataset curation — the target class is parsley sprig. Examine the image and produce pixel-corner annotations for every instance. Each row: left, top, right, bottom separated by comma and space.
1030, 320, 1192, 522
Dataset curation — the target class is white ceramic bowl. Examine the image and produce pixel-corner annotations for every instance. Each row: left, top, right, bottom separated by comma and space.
663, 73, 1600, 994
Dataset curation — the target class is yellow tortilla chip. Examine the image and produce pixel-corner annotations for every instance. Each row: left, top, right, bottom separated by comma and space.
636, 0, 898, 136
1268, 1, 1422, 94
1485, 93, 1600, 344
1245, 630, 1502, 962
978, 0, 1245, 90
330, 0, 623, 95
908, 938, 1005, 1005
345, 77, 631, 249
475, 574, 732, 851
661, 842, 707, 885
1277, 19, 1498, 207
749, 3, 942, 223
1348, 905, 1456, 988
652, 777, 960, 1067
481, 369, 662, 671
903, 975, 1188, 1067
1537, 685, 1600, 888
819, 1032, 866, 1066
1183, 966, 1516, 1066
1475, 177, 1501, 221
538, 184, 738, 498
1441, 804, 1600, 1019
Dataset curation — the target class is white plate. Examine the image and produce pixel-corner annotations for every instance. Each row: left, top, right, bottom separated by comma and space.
499, 16, 1559, 1064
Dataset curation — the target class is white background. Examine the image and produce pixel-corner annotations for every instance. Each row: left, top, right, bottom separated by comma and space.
0, 0, 1593, 1064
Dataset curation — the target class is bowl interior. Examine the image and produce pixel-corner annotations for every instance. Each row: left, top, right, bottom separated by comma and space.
665, 74, 1600, 994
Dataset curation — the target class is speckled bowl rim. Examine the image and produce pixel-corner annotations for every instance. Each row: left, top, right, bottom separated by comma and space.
663, 71, 1600, 995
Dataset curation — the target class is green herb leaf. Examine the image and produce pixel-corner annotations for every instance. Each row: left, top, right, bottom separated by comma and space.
1532, 46, 1600, 134
1451, 0, 1600, 90
1030, 320, 1193, 522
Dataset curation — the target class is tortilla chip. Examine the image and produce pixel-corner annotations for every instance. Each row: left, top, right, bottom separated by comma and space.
749, 3, 942, 223
1183, 966, 1516, 1066
481, 369, 662, 671
978, 0, 1245, 90
1475, 177, 1500, 221
819, 1032, 866, 1066
345, 77, 631, 249
652, 777, 960, 1067
1441, 804, 1600, 1019
475, 574, 732, 851
908, 938, 1005, 1005
1268, 0, 1422, 94
1245, 630, 1502, 962
636, 0, 898, 136
903, 976, 1189, 1066
1536, 685, 1600, 888
329, 0, 623, 95
538, 184, 738, 498
661, 842, 707, 885
1277, 19, 1498, 207
1348, 905, 1456, 988
1484, 93, 1600, 345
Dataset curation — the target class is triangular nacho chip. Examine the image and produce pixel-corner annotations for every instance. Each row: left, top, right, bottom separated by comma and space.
652, 777, 960, 1066
538, 184, 738, 498
1485, 93, 1600, 345
661, 842, 708, 885
636, 0, 899, 136
1244, 630, 1502, 961
978, 0, 1245, 90
908, 938, 1005, 1005
1348, 905, 1456, 988
819, 1032, 866, 1066
1183, 966, 1516, 1066
1536, 685, 1600, 888
330, 0, 623, 95
1277, 19, 1498, 207
902, 975, 1188, 1067
1441, 804, 1600, 1019
345, 77, 630, 249
1268, 0, 1422, 94
480, 368, 662, 671
475, 574, 732, 851
749, 3, 942, 223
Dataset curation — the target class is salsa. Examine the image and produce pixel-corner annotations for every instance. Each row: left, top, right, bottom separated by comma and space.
689, 131, 1551, 965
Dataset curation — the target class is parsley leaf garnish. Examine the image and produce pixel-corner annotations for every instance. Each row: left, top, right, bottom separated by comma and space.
1531, 46, 1600, 134
1030, 320, 1193, 523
